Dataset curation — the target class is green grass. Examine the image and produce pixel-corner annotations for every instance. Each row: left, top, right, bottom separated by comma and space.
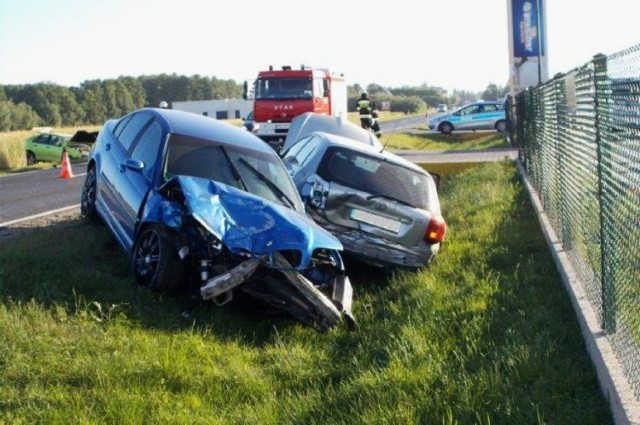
0, 161, 612, 424
383, 132, 509, 151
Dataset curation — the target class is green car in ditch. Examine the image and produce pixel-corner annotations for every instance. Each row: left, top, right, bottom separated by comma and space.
25, 131, 96, 165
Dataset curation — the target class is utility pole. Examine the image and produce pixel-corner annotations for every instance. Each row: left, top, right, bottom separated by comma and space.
536, 0, 542, 84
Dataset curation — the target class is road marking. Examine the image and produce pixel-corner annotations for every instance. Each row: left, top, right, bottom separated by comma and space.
0, 204, 81, 227
75, 172, 87, 177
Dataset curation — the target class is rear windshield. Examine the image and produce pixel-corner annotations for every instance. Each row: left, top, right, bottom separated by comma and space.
317, 147, 438, 210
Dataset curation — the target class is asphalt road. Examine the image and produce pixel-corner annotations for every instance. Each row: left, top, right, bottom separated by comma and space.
0, 116, 516, 226
0, 163, 88, 225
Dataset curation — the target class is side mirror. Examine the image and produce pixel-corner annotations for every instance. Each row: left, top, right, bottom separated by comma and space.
123, 158, 145, 172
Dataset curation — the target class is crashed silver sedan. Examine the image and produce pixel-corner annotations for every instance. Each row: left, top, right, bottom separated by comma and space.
281, 114, 447, 269
81, 108, 353, 331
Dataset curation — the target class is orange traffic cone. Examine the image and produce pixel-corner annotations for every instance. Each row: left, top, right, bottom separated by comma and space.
60, 148, 74, 179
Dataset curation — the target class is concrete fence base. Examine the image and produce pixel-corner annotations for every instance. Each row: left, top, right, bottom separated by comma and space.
517, 159, 640, 425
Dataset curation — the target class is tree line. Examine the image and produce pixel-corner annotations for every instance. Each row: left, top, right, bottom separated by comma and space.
0, 73, 507, 132
0, 74, 242, 131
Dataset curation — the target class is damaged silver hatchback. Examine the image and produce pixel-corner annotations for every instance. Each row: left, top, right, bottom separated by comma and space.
281, 114, 446, 269
81, 108, 353, 331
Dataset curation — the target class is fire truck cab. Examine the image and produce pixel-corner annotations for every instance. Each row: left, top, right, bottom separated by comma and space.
244, 65, 347, 151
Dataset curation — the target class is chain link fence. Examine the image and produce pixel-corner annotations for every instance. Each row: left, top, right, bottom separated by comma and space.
512, 44, 640, 402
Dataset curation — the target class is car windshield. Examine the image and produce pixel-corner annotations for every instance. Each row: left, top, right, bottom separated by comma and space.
164, 134, 303, 211
255, 77, 313, 100
317, 147, 438, 210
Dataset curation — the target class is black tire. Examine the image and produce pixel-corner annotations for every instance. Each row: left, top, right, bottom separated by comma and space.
495, 120, 507, 133
26, 151, 36, 165
80, 167, 100, 224
439, 122, 453, 134
132, 224, 184, 293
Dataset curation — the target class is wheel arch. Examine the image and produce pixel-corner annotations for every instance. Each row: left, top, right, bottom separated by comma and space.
438, 121, 454, 133
495, 119, 507, 132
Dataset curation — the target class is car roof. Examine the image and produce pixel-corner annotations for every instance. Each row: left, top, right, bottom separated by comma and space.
449, 100, 504, 113
311, 131, 431, 176
282, 112, 383, 152
36, 132, 72, 138
140, 108, 273, 154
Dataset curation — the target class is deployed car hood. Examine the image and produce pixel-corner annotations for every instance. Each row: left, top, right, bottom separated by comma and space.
282, 112, 383, 153
169, 176, 343, 269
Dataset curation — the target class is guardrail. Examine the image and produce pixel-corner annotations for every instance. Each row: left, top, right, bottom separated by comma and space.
511, 44, 640, 415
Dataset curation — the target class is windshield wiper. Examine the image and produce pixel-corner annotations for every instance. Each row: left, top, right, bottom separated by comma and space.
238, 158, 296, 209
366, 193, 415, 208
220, 147, 248, 191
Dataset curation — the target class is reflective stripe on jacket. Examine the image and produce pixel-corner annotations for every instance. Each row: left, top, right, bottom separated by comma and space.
357, 99, 373, 115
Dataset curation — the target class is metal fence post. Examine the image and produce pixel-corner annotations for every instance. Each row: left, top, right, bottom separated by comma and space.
592, 53, 615, 333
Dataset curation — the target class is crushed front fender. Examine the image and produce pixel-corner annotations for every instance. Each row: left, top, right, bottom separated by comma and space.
142, 176, 355, 331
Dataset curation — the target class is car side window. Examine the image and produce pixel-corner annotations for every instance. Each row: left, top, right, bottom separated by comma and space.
130, 120, 163, 181
483, 104, 497, 112
114, 115, 133, 139
284, 135, 314, 161
34, 135, 49, 144
117, 112, 152, 151
293, 135, 321, 166
462, 105, 481, 115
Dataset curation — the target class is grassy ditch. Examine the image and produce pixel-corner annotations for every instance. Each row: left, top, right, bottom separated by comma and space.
383, 131, 509, 152
0, 161, 611, 424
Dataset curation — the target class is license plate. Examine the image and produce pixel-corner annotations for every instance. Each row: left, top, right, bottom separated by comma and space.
350, 209, 401, 233
275, 124, 289, 130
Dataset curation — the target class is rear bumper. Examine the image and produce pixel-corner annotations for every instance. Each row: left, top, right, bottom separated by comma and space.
308, 208, 438, 269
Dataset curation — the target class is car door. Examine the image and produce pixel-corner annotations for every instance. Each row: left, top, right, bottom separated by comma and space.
479, 103, 503, 129
29, 134, 50, 161
49, 135, 67, 162
456, 104, 482, 130
113, 118, 164, 247
36, 134, 61, 162
99, 111, 153, 250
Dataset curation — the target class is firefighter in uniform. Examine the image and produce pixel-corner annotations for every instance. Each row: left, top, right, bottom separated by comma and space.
356, 91, 382, 138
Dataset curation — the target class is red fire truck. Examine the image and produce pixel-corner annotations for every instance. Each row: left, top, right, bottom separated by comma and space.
243, 65, 347, 150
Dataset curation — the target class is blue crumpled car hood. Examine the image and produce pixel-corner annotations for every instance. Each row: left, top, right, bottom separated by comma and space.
155, 176, 343, 269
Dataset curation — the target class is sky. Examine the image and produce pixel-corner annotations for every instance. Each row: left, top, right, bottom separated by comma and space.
0, 0, 638, 94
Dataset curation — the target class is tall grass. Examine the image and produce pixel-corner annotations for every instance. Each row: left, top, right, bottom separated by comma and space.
0, 161, 612, 424
0, 129, 34, 170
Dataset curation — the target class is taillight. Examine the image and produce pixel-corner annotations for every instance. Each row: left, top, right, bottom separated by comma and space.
425, 214, 446, 243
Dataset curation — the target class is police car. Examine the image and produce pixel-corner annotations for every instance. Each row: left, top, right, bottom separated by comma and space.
428, 100, 507, 134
